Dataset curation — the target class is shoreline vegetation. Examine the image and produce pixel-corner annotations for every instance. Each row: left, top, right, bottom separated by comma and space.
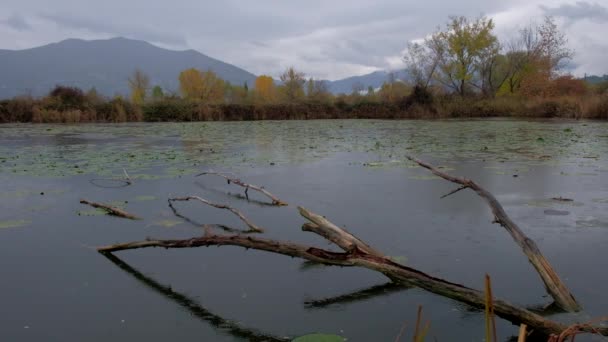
2, 85, 607, 123
1, 15, 607, 123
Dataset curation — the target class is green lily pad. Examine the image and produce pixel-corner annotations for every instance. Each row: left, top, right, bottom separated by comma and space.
0, 219, 31, 229
292, 333, 345, 342
152, 219, 184, 228
77, 208, 108, 216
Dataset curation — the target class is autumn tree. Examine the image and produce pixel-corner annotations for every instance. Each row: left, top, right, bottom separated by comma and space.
306, 78, 331, 103
279, 67, 306, 102
151, 86, 164, 100
254, 75, 276, 103
403, 41, 440, 89
432, 16, 499, 97
128, 69, 150, 105
501, 16, 573, 96
378, 72, 410, 102
225, 83, 249, 104
178, 68, 225, 103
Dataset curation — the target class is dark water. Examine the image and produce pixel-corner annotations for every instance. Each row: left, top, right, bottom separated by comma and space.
1, 119, 608, 341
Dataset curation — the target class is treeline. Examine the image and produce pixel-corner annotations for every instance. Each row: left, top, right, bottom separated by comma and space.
1, 15, 608, 123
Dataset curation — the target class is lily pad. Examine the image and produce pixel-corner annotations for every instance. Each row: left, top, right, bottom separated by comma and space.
77, 208, 108, 216
292, 333, 345, 342
0, 219, 31, 229
151, 219, 184, 228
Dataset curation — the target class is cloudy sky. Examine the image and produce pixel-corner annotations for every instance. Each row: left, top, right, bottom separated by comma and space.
1, 0, 607, 80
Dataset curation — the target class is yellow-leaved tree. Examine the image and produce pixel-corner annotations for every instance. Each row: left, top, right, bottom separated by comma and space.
128, 69, 150, 105
179, 68, 225, 103
254, 75, 276, 103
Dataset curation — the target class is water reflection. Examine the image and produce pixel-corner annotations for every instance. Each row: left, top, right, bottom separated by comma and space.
101, 252, 290, 342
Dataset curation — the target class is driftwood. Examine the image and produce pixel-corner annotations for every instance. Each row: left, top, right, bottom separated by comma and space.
98, 205, 606, 337
80, 199, 140, 220
168, 196, 264, 233
196, 171, 288, 206
406, 155, 580, 312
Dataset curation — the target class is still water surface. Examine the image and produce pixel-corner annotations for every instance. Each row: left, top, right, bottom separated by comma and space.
1, 119, 608, 341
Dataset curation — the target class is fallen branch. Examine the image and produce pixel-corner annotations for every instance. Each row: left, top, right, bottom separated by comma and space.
80, 199, 140, 220
196, 171, 288, 206
167, 200, 259, 234
299, 207, 382, 257
406, 155, 580, 312
98, 232, 590, 337
168, 196, 264, 233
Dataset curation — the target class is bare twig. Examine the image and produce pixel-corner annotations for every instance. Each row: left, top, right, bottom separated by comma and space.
80, 199, 140, 220
167, 200, 258, 234
394, 320, 408, 342
168, 196, 264, 233
517, 324, 527, 342
123, 168, 133, 185
406, 155, 580, 312
196, 171, 288, 206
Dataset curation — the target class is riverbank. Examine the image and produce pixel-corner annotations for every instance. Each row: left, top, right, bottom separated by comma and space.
2, 94, 607, 123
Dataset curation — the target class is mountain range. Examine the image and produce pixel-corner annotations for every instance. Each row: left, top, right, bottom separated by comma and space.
0, 37, 407, 99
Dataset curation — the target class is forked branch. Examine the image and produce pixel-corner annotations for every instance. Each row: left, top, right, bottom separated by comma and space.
196, 171, 288, 206
168, 196, 264, 233
80, 199, 140, 220
406, 155, 580, 312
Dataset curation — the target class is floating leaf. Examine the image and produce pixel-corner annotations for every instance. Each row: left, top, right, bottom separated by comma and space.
0, 219, 31, 229
292, 333, 345, 342
77, 208, 107, 216
151, 219, 184, 228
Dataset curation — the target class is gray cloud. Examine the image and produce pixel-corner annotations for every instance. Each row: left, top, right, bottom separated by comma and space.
40, 13, 187, 47
0, 0, 606, 79
541, 1, 608, 22
1, 14, 30, 31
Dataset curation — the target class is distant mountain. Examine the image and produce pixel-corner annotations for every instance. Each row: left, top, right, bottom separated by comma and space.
326, 70, 411, 94
0, 37, 257, 99
584, 74, 608, 84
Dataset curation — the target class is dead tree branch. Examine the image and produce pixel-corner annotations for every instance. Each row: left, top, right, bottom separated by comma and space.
406, 155, 580, 312
80, 199, 140, 220
168, 196, 264, 233
167, 200, 259, 234
196, 171, 288, 206
299, 207, 382, 257
98, 231, 593, 337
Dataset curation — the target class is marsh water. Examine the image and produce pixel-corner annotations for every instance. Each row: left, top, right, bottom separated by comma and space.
1, 119, 608, 341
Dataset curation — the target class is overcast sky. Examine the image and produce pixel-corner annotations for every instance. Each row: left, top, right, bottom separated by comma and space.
1, 0, 607, 80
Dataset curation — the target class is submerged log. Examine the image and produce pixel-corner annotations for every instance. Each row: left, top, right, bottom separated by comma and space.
407, 156, 580, 312
196, 171, 288, 206
80, 199, 140, 220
